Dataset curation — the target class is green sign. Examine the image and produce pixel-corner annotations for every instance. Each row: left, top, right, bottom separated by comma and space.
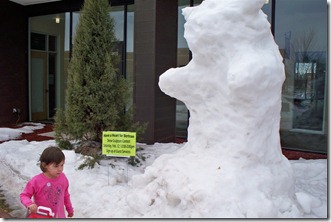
102, 131, 136, 157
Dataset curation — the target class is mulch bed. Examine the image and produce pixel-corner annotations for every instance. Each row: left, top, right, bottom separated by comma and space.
281, 149, 327, 160
0, 123, 54, 144
19, 124, 54, 142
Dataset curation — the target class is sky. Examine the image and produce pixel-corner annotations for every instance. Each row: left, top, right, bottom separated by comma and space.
0, 0, 329, 220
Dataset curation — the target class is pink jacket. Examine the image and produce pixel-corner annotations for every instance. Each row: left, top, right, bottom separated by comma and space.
20, 173, 74, 218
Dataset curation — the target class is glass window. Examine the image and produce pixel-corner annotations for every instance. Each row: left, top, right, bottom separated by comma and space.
48, 35, 56, 52
48, 52, 56, 117
262, 0, 272, 24
126, 5, 135, 107
31, 33, 46, 51
64, 12, 71, 52
275, 0, 327, 153
70, 4, 134, 108
193, 0, 203, 6
110, 6, 124, 41
111, 4, 135, 107
126, 5, 134, 53
72, 12, 80, 42
177, 0, 190, 66
176, 0, 190, 139
176, 0, 219, 139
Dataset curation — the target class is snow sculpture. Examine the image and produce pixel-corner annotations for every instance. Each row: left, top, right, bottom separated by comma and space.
126, 0, 301, 217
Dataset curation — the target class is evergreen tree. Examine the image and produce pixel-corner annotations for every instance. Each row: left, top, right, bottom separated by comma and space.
55, 0, 144, 147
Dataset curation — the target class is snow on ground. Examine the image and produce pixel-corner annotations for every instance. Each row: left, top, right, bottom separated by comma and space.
0, 123, 327, 219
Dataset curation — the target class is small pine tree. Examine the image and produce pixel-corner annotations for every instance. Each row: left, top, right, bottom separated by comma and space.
55, 0, 145, 146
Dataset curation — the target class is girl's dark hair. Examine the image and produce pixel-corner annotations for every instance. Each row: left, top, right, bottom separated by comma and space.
39, 146, 65, 172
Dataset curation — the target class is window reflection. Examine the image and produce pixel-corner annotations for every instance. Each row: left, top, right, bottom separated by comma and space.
110, 6, 124, 41
126, 5, 135, 107
261, 0, 272, 24
176, 0, 190, 139
275, 0, 327, 152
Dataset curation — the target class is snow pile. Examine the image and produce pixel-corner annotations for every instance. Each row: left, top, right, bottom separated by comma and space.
125, 0, 301, 217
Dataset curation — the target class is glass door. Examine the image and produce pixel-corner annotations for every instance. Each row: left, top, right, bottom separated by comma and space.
30, 32, 57, 121
31, 50, 48, 121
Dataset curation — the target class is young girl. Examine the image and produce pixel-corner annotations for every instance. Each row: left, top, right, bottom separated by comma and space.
20, 146, 74, 218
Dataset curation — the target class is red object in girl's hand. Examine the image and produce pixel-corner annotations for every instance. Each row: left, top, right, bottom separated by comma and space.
28, 206, 54, 218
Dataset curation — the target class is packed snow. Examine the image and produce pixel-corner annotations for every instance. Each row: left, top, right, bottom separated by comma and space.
0, 0, 328, 219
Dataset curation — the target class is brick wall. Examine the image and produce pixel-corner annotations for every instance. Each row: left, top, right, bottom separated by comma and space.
0, 1, 28, 125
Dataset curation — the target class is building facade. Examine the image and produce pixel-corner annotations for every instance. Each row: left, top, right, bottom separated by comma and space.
0, 0, 328, 153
